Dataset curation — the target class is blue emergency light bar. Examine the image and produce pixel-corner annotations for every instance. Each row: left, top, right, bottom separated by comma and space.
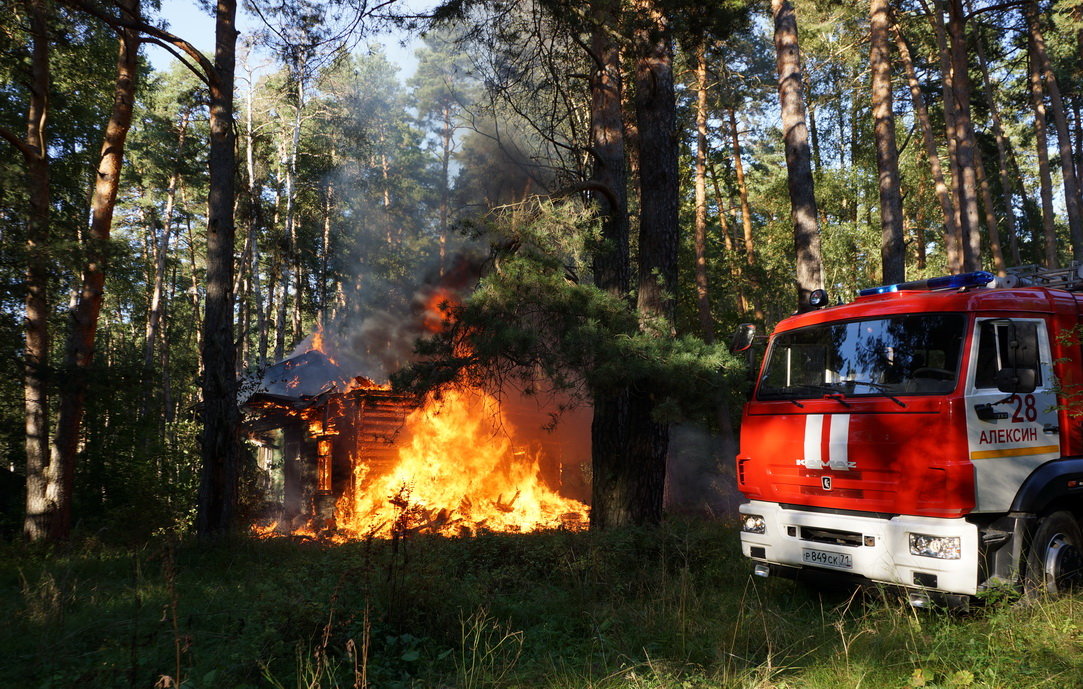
857, 271, 995, 297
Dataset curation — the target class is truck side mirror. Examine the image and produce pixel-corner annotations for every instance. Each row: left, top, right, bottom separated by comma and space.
731, 323, 757, 353
995, 367, 1037, 394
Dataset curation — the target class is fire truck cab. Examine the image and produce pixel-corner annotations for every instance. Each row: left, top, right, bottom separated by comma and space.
737, 267, 1083, 604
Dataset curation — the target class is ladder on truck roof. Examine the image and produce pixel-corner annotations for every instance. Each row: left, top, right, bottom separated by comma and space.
1005, 263, 1083, 291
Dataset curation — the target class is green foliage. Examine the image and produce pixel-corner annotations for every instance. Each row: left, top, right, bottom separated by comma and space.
2, 522, 1081, 688
394, 199, 744, 424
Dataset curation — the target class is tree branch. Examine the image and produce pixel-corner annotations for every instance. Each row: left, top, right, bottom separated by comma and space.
60, 0, 218, 87
0, 125, 39, 161
139, 36, 212, 88
964, 0, 1025, 22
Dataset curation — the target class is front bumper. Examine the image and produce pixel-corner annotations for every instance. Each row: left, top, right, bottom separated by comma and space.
739, 500, 980, 595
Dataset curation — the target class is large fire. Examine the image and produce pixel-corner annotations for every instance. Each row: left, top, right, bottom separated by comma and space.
336, 388, 587, 537
251, 317, 589, 540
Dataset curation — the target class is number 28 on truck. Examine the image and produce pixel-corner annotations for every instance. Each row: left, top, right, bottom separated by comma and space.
735, 268, 1083, 606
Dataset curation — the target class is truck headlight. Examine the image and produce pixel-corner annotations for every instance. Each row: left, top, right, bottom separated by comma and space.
742, 515, 766, 535
909, 533, 961, 559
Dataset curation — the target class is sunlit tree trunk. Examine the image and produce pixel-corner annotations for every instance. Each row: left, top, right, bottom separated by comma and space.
238, 48, 267, 369
1027, 0, 1083, 261
292, 262, 303, 344
772, 0, 823, 311
973, 14, 1021, 265
198, 0, 242, 537
272, 173, 287, 361
708, 160, 751, 316
1029, 32, 1059, 268
729, 108, 755, 269
51, 0, 141, 540
727, 108, 763, 321
283, 64, 306, 349
693, 47, 712, 343
945, 0, 982, 270
893, 20, 958, 257
320, 181, 334, 326
926, 0, 966, 271
871, 0, 904, 283
1073, 100, 1083, 186
973, 143, 1007, 275
913, 177, 929, 270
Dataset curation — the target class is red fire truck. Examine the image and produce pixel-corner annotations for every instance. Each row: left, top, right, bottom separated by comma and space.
736, 266, 1083, 605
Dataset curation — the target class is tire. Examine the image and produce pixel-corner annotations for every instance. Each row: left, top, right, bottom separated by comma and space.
1025, 510, 1083, 596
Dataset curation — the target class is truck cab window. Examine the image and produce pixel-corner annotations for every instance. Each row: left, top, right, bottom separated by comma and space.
974, 321, 1042, 389
757, 314, 966, 400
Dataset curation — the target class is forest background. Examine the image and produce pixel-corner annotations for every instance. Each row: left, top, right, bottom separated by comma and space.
6, 1, 1083, 687
3, 0, 1083, 542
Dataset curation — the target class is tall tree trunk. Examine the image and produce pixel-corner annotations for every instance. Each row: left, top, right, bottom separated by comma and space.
973, 142, 1007, 275
1027, 0, 1083, 261
708, 160, 751, 316
926, 0, 966, 272
693, 47, 712, 343
281, 66, 305, 349
236, 254, 251, 371
946, 0, 982, 270
973, 13, 1022, 265
292, 261, 303, 344
439, 104, 453, 274
587, 0, 631, 531
2, 0, 53, 541
728, 108, 764, 321
240, 49, 266, 368
729, 108, 756, 268
197, 0, 241, 537
319, 181, 333, 326
274, 255, 287, 360
634, 13, 677, 328
1029, 32, 1060, 268
914, 176, 929, 270
50, 0, 140, 540
630, 0, 677, 527
893, 20, 958, 258
772, 0, 823, 311
181, 184, 204, 357
145, 116, 186, 382
871, 0, 905, 283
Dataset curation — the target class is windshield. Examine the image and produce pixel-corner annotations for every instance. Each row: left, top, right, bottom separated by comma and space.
757, 314, 966, 399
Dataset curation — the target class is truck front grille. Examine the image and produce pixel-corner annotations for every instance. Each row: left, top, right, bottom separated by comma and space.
799, 526, 863, 547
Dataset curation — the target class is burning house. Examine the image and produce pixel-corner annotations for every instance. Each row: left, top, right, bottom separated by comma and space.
241, 338, 591, 540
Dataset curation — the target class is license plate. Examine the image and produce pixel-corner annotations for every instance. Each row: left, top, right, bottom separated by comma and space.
802, 548, 853, 570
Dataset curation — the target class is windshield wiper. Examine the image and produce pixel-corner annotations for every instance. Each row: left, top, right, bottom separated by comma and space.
761, 383, 847, 405
845, 380, 907, 407
785, 383, 843, 396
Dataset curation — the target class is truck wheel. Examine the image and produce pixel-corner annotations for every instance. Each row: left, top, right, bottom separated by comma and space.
1025, 511, 1083, 596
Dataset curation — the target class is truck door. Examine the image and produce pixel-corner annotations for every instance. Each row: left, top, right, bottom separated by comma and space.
965, 317, 1061, 512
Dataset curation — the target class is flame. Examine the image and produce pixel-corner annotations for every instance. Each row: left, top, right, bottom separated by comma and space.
309, 325, 339, 366
421, 287, 458, 333
335, 388, 588, 537
252, 302, 588, 541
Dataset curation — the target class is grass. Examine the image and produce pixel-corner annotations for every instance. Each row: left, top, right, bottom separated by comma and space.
0, 518, 1081, 688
